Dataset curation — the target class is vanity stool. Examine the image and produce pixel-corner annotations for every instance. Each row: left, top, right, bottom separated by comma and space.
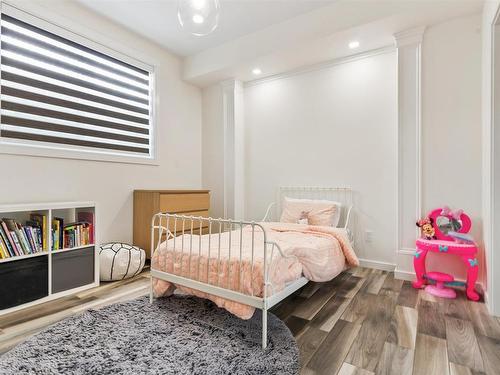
424, 271, 456, 299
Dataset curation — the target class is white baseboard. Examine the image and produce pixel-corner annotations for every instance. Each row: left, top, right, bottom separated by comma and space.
358, 258, 396, 272
394, 269, 416, 281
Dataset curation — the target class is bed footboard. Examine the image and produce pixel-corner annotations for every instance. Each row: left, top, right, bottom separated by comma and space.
149, 213, 303, 349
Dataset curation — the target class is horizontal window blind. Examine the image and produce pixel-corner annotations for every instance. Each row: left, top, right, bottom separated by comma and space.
0, 13, 153, 157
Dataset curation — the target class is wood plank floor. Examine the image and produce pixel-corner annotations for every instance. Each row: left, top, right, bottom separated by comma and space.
1, 267, 499, 375
273, 267, 500, 375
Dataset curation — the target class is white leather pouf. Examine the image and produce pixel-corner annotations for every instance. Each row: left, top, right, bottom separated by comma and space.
99, 243, 146, 281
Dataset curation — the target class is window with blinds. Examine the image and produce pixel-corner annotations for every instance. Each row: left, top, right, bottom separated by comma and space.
0, 12, 153, 160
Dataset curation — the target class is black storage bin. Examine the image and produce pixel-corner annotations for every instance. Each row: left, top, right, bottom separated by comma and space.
0, 255, 49, 310
52, 247, 94, 293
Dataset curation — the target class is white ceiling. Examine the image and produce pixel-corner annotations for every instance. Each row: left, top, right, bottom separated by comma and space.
182, 0, 483, 86
76, 0, 333, 56
76, 0, 483, 87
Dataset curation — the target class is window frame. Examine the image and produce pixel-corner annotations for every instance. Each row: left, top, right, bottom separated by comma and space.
0, 3, 158, 165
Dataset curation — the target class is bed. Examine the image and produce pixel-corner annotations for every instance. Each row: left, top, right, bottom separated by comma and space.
150, 187, 358, 349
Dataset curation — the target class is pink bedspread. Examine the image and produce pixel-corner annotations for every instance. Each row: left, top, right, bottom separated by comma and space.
152, 222, 358, 319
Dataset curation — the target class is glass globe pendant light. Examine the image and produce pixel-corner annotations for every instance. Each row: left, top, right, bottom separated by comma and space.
177, 0, 220, 36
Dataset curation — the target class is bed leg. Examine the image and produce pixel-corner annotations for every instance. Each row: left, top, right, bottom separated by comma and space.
149, 274, 154, 304
262, 308, 268, 350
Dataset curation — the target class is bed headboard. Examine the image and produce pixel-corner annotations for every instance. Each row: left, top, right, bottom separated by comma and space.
268, 186, 353, 228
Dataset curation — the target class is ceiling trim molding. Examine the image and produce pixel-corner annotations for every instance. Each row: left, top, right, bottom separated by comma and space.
244, 45, 395, 88
393, 25, 426, 47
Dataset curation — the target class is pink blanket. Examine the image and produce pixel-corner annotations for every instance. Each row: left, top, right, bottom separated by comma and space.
152, 222, 358, 319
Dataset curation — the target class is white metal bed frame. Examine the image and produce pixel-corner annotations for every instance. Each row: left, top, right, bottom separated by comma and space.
149, 187, 353, 350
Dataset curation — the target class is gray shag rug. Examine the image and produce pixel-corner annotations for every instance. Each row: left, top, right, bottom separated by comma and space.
0, 296, 299, 375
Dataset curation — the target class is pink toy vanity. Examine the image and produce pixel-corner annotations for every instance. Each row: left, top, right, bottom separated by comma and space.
412, 208, 480, 301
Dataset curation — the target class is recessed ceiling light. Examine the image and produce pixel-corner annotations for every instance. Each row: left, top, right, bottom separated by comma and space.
191, 0, 206, 10
192, 14, 205, 24
348, 41, 360, 49
252, 68, 262, 75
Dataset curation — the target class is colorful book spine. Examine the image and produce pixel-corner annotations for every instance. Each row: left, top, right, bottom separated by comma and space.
15, 224, 31, 255
30, 214, 47, 250
29, 227, 38, 252
34, 227, 41, 251
26, 221, 43, 252
10, 231, 22, 255
0, 236, 8, 258
2, 222, 19, 256
0, 223, 15, 257
77, 212, 94, 244
52, 220, 58, 250
64, 226, 75, 248
24, 227, 36, 253
36, 228, 41, 251
51, 217, 64, 250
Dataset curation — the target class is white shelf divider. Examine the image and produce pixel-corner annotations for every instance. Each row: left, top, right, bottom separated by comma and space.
0, 251, 48, 264
52, 244, 96, 254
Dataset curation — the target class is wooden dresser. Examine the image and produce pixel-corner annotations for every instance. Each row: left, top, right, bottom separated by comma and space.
133, 190, 210, 258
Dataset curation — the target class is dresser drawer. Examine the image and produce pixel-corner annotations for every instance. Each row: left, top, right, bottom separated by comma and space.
134, 190, 210, 258
160, 193, 209, 213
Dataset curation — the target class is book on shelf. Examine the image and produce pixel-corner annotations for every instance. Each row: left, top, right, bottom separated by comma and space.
6, 219, 31, 255
0, 221, 17, 257
51, 217, 64, 250
0, 217, 45, 259
0, 235, 8, 259
0, 228, 13, 259
29, 213, 47, 250
24, 227, 35, 252
25, 221, 42, 251
10, 231, 23, 255
62, 222, 92, 249
77, 211, 94, 244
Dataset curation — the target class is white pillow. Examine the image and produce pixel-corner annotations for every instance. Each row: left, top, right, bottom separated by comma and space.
280, 197, 342, 227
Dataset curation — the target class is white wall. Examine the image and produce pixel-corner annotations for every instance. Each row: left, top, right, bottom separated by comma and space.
202, 84, 225, 218
483, 0, 500, 315
244, 51, 398, 265
0, 1, 202, 244
203, 14, 483, 276
417, 14, 483, 282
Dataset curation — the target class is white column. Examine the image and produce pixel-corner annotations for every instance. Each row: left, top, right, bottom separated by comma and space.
485, 1, 500, 315
394, 26, 425, 280
221, 79, 245, 220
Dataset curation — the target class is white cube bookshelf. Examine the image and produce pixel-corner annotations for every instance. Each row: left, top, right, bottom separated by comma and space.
0, 201, 98, 315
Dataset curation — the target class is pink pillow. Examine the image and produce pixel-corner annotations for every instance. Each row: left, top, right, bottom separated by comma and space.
280, 197, 341, 227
